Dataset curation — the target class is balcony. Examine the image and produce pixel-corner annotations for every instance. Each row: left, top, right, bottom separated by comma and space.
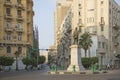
114, 42, 119, 46
15, 3, 25, 10
113, 34, 117, 38
27, 8, 31, 12
0, 41, 30, 46
27, 20, 31, 24
16, 28, 24, 33
4, 14, 13, 20
97, 48, 106, 54
16, 16, 24, 21
27, 32, 31, 35
5, 27, 13, 32
113, 24, 119, 29
4, 1, 13, 7
99, 22, 105, 27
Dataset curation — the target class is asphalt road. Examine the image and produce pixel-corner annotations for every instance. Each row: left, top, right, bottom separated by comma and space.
0, 70, 120, 80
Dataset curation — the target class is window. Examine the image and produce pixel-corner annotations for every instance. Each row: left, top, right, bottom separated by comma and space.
18, 46, 22, 53
109, 8, 111, 14
6, 34, 11, 40
78, 4, 81, 9
102, 42, 104, 48
98, 42, 101, 48
6, 21, 11, 28
79, 11, 81, 16
78, 19, 81, 23
101, 17, 104, 23
6, 46, 11, 53
18, 34, 22, 41
17, 22, 22, 28
6, 8, 11, 15
100, 17, 104, 31
101, 26, 104, 31
17, 0, 21, 4
17, 10, 21, 17
79, 27, 82, 32
79, 4, 81, 7
101, 1, 104, 5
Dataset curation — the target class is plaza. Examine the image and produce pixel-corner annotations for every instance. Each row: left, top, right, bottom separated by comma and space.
0, 0, 120, 80
0, 69, 120, 80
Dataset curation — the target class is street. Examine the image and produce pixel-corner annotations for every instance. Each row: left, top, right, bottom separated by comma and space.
0, 70, 120, 80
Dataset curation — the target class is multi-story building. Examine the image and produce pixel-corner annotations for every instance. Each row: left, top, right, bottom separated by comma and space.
52, 0, 120, 68
0, 0, 34, 57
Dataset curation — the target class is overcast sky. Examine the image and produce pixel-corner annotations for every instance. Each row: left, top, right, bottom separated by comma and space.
33, 0, 120, 49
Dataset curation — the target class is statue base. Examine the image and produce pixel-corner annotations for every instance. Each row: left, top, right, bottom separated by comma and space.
67, 45, 85, 72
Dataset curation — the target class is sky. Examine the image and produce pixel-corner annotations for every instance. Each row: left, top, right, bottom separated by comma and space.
33, 0, 120, 49
33, 0, 56, 49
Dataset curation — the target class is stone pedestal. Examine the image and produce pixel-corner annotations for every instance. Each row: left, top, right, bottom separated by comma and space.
67, 45, 85, 72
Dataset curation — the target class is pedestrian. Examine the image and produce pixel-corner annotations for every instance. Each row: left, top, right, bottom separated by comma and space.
107, 63, 110, 70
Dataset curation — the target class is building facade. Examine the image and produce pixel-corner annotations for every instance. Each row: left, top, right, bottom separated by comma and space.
52, 0, 120, 68
0, 0, 34, 58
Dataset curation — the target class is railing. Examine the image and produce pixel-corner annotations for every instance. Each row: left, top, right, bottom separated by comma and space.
16, 16, 24, 21
15, 3, 24, 9
16, 28, 24, 33
5, 14, 13, 19
4, 1, 13, 7
5, 27, 13, 32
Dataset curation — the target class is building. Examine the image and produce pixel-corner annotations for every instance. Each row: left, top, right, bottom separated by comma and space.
0, 0, 34, 58
52, 0, 120, 68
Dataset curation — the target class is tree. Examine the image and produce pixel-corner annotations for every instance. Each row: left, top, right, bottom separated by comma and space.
0, 56, 14, 70
22, 57, 33, 70
14, 51, 21, 71
38, 56, 46, 64
79, 32, 93, 57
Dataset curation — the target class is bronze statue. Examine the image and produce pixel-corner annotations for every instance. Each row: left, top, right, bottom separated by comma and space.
72, 27, 79, 45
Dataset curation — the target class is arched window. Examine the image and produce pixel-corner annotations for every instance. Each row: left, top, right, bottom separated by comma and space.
18, 46, 22, 53
7, 46, 11, 53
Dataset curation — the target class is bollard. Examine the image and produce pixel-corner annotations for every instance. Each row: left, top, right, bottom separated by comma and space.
54, 66, 57, 72
73, 65, 76, 72
93, 64, 96, 72
51, 66, 55, 71
91, 65, 94, 73
61, 65, 64, 70
98, 65, 101, 71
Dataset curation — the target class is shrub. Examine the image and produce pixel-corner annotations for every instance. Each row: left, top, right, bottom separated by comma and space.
81, 57, 98, 69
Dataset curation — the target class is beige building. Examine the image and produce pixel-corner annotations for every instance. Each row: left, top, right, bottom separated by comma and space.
0, 0, 34, 57
52, 0, 120, 67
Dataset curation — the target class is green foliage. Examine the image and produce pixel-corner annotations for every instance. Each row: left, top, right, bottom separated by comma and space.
31, 58, 37, 67
81, 57, 98, 68
38, 56, 46, 64
14, 51, 21, 57
0, 56, 14, 66
79, 32, 93, 57
22, 58, 33, 66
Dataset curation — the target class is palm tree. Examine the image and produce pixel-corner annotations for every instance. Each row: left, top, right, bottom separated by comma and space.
14, 51, 21, 71
79, 32, 93, 57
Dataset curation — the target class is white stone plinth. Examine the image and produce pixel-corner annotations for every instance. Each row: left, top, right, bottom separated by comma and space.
67, 45, 85, 72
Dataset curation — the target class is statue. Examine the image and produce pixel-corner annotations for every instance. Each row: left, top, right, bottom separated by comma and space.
72, 27, 79, 45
